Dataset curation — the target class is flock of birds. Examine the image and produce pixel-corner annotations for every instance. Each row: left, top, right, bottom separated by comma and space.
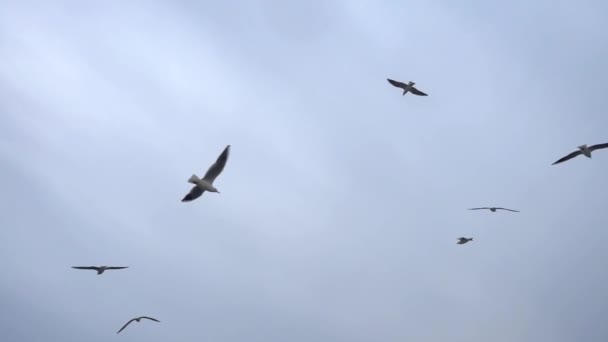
68, 77, 608, 335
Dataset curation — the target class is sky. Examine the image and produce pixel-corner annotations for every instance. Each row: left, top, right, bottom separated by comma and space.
1, 1, 608, 341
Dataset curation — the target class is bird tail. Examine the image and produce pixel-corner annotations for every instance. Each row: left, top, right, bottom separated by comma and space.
188, 174, 201, 184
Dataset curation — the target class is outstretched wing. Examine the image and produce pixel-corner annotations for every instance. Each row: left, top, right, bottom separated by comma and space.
106, 266, 128, 270
552, 150, 582, 165
468, 208, 490, 210
387, 78, 407, 89
72, 266, 99, 271
140, 316, 161, 322
590, 143, 608, 152
496, 208, 519, 212
116, 319, 136, 334
202, 145, 230, 183
181, 185, 204, 202
409, 86, 428, 96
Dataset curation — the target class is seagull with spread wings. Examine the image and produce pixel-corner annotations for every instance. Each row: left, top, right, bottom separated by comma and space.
386, 78, 428, 96
457, 237, 473, 245
182, 145, 230, 202
552, 143, 608, 165
71, 266, 128, 275
468, 207, 519, 213
116, 316, 160, 334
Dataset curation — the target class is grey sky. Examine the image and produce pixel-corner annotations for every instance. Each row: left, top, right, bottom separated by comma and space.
1, 1, 608, 341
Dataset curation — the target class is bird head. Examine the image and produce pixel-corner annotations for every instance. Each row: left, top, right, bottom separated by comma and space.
578, 144, 588, 150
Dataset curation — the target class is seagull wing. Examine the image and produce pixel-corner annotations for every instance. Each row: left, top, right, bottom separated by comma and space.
589, 143, 608, 152
409, 86, 428, 96
182, 184, 204, 202
72, 266, 100, 271
116, 319, 137, 334
552, 150, 582, 165
496, 207, 519, 212
202, 145, 230, 183
139, 316, 161, 322
387, 78, 407, 89
105, 266, 128, 270
468, 208, 490, 210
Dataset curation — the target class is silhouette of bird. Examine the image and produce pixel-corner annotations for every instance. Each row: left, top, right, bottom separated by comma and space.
552, 143, 608, 165
71, 266, 128, 275
457, 237, 473, 245
116, 316, 160, 334
468, 207, 519, 213
387, 78, 428, 96
182, 145, 230, 202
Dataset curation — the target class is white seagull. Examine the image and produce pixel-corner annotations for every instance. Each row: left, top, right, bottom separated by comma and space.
116, 316, 160, 334
71, 266, 128, 275
468, 207, 519, 213
457, 237, 473, 245
387, 78, 428, 96
552, 143, 608, 165
182, 145, 230, 202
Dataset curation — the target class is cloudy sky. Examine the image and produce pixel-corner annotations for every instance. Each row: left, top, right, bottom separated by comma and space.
1, 1, 608, 341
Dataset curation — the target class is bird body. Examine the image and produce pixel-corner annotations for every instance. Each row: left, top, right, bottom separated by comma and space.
579, 144, 592, 158
188, 174, 218, 193
552, 143, 608, 165
457, 237, 473, 244
182, 145, 230, 202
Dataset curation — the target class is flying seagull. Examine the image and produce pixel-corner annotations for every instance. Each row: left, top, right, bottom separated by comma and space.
182, 145, 230, 202
468, 207, 519, 213
552, 143, 608, 165
457, 237, 473, 245
71, 266, 128, 275
387, 78, 428, 96
116, 316, 160, 334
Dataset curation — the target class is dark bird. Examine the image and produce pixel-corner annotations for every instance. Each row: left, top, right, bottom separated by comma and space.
116, 316, 160, 334
387, 78, 428, 96
182, 145, 230, 202
457, 237, 473, 245
468, 207, 519, 213
552, 143, 608, 165
71, 266, 128, 275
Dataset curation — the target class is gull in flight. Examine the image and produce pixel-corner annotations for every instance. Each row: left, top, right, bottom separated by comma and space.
182, 145, 230, 202
71, 266, 128, 275
387, 78, 428, 96
457, 237, 473, 245
468, 207, 519, 213
116, 316, 160, 334
552, 143, 608, 165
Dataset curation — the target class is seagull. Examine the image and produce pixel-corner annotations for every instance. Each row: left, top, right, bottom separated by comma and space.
468, 207, 519, 213
71, 266, 128, 275
552, 143, 608, 165
387, 78, 428, 96
457, 237, 473, 245
182, 145, 230, 202
116, 316, 160, 334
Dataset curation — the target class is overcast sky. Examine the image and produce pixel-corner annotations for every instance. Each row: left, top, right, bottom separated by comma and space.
1, 1, 608, 341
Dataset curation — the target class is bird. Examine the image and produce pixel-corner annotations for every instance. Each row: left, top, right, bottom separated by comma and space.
468, 207, 519, 213
457, 237, 473, 245
182, 145, 230, 202
386, 78, 428, 96
552, 143, 608, 165
71, 266, 128, 275
116, 316, 160, 334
